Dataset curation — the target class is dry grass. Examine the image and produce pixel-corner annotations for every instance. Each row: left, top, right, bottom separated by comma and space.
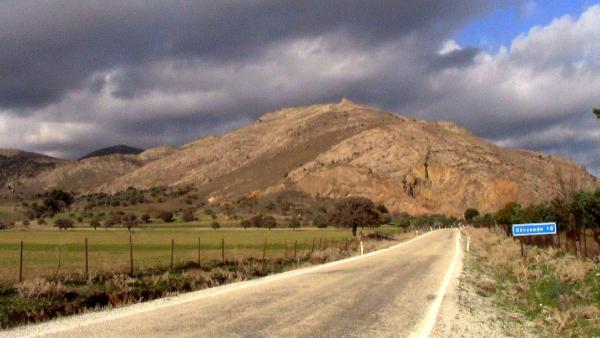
463, 227, 600, 337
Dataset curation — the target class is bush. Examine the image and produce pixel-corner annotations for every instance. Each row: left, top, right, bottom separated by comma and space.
54, 218, 74, 230
182, 209, 195, 222
22, 220, 30, 227
312, 215, 327, 228
211, 221, 221, 230
141, 214, 151, 223
464, 208, 480, 223
104, 214, 121, 228
159, 211, 174, 223
37, 218, 47, 226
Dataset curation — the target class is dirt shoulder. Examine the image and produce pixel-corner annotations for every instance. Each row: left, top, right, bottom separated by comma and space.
432, 228, 537, 337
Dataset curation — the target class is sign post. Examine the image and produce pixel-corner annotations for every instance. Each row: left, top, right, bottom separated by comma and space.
512, 222, 557, 257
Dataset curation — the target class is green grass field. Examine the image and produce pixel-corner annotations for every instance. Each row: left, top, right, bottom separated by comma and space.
0, 226, 402, 283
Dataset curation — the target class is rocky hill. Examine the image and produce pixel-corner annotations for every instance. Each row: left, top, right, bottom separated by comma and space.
0, 149, 64, 192
5, 100, 597, 215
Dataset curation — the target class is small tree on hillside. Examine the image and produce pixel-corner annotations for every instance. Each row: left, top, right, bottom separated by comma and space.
328, 197, 381, 236
593, 107, 600, 118
240, 219, 250, 230
90, 218, 101, 230
211, 221, 221, 230
264, 216, 277, 230
141, 214, 151, 224
121, 213, 138, 231
464, 208, 480, 223
289, 216, 300, 230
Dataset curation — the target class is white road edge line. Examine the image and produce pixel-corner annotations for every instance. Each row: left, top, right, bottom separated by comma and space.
412, 229, 461, 338
4, 230, 438, 338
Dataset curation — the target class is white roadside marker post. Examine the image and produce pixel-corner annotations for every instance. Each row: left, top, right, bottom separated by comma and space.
467, 236, 471, 252
360, 241, 364, 255
430, 226, 432, 232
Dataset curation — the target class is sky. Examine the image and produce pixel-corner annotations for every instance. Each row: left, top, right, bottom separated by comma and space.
1, 1, 599, 174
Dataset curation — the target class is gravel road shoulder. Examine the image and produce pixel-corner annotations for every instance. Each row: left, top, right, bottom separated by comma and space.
432, 229, 536, 338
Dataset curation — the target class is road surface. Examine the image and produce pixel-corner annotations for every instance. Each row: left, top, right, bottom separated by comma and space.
5, 229, 460, 338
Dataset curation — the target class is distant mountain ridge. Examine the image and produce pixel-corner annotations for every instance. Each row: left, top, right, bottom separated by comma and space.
78, 145, 144, 160
2, 100, 597, 215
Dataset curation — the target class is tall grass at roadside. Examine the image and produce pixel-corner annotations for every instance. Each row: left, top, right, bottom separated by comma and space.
464, 227, 600, 337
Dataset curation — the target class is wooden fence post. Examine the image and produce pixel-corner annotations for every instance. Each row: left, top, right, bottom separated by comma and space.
85, 237, 89, 279
19, 241, 23, 283
221, 238, 225, 263
171, 239, 174, 270
520, 238, 524, 258
262, 239, 267, 273
129, 234, 134, 275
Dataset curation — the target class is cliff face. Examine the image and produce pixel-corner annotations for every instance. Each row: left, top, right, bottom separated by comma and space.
8, 100, 597, 215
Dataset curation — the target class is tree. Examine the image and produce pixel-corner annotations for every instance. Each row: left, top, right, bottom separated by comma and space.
240, 219, 250, 230
263, 216, 277, 230
594, 107, 600, 119
141, 214, 151, 224
464, 208, 480, 223
54, 218, 74, 230
289, 216, 300, 230
328, 197, 381, 236
90, 218, 101, 230
121, 213, 138, 231
43, 189, 73, 214
495, 202, 522, 236
159, 210, 174, 223
250, 214, 264, 228
211, 221, 221, 229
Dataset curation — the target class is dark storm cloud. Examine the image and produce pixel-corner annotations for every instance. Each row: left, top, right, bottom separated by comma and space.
0, 0, 502, 110
4, 0, 600, 177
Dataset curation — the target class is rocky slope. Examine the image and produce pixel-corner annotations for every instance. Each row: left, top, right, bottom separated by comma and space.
5, 100, 597, 215
99, 99, 596, 215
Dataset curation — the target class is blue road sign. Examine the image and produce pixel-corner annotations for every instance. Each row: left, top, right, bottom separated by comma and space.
512, 222, 557, 237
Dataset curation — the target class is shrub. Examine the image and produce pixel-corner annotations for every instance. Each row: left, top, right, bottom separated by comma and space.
141, 214, 151, 223
312, 215, 327, 228
159, 211, 174, 223
182, 209, 195, 222
37, 218, 47, 226
464, 208, 480, 223
23, 220, 30, 227
54, 218, 74, 230
211, 221, 221, 230
104, 214, 121, 228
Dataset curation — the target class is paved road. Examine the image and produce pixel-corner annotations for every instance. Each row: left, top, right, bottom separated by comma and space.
6, 229, 460, 338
